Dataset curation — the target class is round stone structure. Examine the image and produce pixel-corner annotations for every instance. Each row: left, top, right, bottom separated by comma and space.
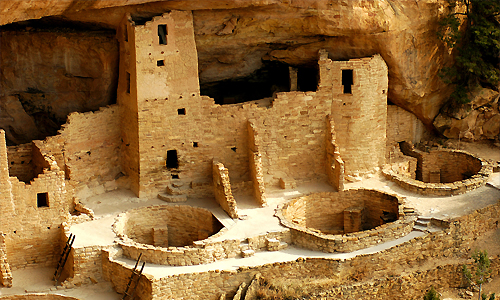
384, 149, 492, 196
113, 204, 228, 266
276, 189, 415, 253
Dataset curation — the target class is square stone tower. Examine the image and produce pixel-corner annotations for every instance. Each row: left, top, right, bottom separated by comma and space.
117, 11, 200, 196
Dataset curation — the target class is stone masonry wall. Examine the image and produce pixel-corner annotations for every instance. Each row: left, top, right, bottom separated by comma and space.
59, 106, 121, 191
386, 104, 426, 157
278, 190, 412, 253
247, 121, 266, 206
319, 54, 388, 177
326, 115, 344, 191
117, 14, 140, 195
7, 143, 34, 183
0, 131, 73, 270
121, 11, 389, 198
421, 150, 482, 183
117, 205, 217, 248
212, 161, 238, 219
0, 233, 12, 287
385, 149, 492, 196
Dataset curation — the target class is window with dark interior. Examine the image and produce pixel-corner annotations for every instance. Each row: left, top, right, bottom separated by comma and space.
37, 192, 49, 208
342, 69, 353, 94
158, 24, 167, 45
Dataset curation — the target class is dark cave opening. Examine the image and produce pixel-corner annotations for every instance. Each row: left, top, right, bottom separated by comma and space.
200, 61, 290, 105
200, 61, 319, 105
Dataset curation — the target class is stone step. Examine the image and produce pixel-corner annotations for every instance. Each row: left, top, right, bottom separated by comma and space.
266, 238, 288, 251
166, 185, 190, 195
413, 225, 429, 233
415, 220, 430, 227
157, 193, 187, 203
403, 207, 415, 214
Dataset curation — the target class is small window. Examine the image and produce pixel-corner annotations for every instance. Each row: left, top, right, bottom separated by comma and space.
124, 25, 128, 42
177, 108, 186, 115
157, 60, 165, 67
342, 69, 353, 94
37, 192, 49, 208
166, 150, 179, 169
231, 147, 237, 152
171, 174, 179, 179
158, 24, 168, 45
193, 142, 198, 148
126, 72, 131, 94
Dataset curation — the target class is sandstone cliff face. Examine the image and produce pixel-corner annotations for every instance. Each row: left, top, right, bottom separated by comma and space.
0, 0, 483, 144
0, 28, 118, 144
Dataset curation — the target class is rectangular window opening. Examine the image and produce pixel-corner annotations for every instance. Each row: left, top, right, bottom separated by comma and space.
124, 25, 128, 42
193, 142, 198, 148
342, 69, 353, 94
37, 192, 49, 208
177, 108, 186, 115
158, 24, 168, 45
157, 60, 165, 67
126, 72, 131, 94
166, 150, 179, 169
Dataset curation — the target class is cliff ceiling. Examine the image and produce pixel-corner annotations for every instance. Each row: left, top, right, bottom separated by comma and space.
0, 0, 458, 144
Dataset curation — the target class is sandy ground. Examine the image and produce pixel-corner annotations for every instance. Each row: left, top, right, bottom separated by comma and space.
1, 141, 499, 299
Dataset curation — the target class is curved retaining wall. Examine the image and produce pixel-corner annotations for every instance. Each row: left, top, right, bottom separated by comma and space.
384, 150, 492, 196
276, 189, 415, 253
114, 204, 291, 266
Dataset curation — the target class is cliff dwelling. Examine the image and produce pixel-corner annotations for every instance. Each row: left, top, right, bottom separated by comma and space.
0, 2, 500, 300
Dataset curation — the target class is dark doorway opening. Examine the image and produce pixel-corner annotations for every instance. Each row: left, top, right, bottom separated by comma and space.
166, 150, 179, 169
342, 69, 353, 94
37, 192, 49, 208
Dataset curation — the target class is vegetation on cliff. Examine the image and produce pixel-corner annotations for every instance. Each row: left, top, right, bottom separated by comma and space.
438, 0, 500, 104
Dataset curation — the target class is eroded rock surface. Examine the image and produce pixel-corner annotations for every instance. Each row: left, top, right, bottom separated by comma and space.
0, 0, 477, 143
433, 87, 500, 140
0, 27, 118, 144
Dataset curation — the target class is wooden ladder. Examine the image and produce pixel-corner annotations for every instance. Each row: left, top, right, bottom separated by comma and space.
53, 233, 75, 286
122, 253, 145, 300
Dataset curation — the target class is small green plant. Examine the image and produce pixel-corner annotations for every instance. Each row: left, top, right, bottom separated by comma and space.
424, 286, 441, 300
462, 250, 494, 300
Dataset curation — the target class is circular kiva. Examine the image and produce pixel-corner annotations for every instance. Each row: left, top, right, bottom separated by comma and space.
384, 149, 492, 196
276, 189, 415, 253
0, 295, 82, 300
113, 204, 227, 266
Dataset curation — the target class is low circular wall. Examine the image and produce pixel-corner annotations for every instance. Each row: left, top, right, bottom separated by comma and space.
0, 295, 81, 300
276, 189, 415, 253
113, 204, 240, 266
384, 149, 492, 196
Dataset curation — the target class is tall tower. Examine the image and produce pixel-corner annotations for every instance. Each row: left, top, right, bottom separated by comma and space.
117, 11, 200, 196
321, 55, 388, 177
